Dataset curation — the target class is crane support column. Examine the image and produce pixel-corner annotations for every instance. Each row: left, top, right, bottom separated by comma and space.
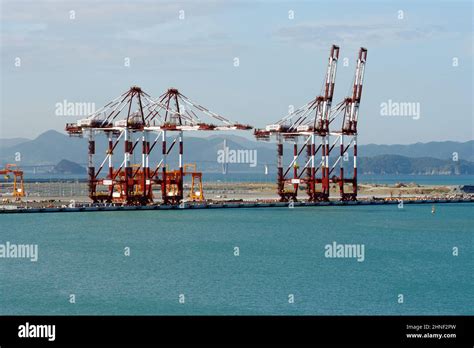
107, 133, 114, 201
142, 131, 150, 203
88, 131, 96, 201
339, 134, 344, 197
124, 127, 132, 204
277, 135, 284, 201
293, 141, 298, 195
353, 135, 358, 199
161, 130, 168, 204
178, 130, 184, 202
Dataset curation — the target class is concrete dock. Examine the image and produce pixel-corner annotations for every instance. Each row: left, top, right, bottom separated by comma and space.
1, 197, 472, 214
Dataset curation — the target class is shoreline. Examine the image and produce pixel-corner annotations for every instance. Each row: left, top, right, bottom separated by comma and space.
1, 181, 472, 213
1, 197, 473, 214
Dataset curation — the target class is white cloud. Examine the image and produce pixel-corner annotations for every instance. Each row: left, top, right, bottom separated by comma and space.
274, 21, 448, 49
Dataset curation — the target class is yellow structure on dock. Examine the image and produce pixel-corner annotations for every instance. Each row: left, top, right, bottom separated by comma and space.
0, 164, 25, 198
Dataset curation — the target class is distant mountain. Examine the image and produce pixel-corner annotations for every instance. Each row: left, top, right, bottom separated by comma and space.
0, 130, 473, 175
359, 141, 474, 162
0, 130, 276, 168
0, 130, 87, 166
0, 137, 30, 149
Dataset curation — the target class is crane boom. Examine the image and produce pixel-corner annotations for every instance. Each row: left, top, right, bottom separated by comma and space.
316, 45, 340, 133
343, 47, 367, 134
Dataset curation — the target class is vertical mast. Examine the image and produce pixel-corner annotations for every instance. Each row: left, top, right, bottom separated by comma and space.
320, 45, 339, 200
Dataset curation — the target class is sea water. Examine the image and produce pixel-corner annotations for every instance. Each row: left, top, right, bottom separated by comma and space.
0, 203, 472, 315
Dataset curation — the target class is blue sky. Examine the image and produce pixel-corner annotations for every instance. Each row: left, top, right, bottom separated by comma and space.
0, 0, 472, 144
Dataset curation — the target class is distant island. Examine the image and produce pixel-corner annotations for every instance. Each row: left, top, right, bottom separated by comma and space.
357, 155, 471, 175
51, 159, 86, 175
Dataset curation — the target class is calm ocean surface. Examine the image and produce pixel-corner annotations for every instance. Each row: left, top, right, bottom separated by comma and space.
0, 203, 472, 315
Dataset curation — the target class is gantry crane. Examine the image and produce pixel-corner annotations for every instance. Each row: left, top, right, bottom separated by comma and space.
0, 164, 25, 198
66, 86, 251, 205
254, 45, 367, 202
254, 45, 340, 201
